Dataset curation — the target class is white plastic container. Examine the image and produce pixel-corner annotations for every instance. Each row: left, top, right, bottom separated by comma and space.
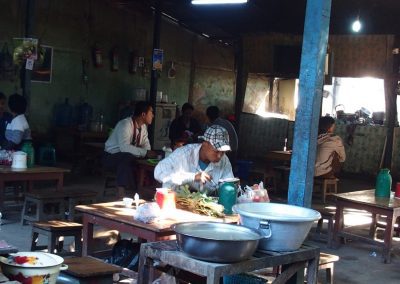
11, 151, 27, 169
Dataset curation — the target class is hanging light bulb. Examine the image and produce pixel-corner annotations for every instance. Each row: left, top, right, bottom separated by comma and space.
352, 16, 362, 32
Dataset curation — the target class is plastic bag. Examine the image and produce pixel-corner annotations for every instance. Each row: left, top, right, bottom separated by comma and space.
105, 239, 141, 271
133, 202, 161, 223
237, 181, 270, 203
152, 273, 178, 284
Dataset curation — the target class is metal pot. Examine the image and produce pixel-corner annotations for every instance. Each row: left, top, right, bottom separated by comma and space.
173, 222, 262, 263
233, 203, 321, 252
0, 252, 68, 284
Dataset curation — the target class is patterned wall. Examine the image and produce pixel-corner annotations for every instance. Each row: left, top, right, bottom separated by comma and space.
238, 115, 400, 178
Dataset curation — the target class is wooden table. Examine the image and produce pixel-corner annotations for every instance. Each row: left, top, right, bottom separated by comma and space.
138, 240, 320, 284
333, 189, 400, 263
266, 150, 292, 162
0, 166, 69, 212
75, 201, 237, 256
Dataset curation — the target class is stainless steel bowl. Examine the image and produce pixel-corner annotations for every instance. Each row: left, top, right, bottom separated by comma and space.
173, 222, 262, 263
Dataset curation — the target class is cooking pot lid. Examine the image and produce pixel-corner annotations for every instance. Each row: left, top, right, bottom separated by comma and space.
1, 252, 64, 267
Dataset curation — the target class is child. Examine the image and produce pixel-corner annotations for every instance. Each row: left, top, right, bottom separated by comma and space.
3, 94, 31, 150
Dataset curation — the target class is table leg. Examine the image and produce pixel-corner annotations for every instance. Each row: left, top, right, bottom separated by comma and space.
138, 249, 150, 284
333, 203, 344, 248
306, 254, 319, 284
369, 213, 377, 238
81, 214, 94, 256
206, 270, 221, 284
383, 214, 395, 263
0, 178, 4, 212
56, 174, 64, 191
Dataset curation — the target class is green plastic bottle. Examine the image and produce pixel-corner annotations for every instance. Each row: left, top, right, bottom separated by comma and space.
218, 179, 239, 214
21, 140, 35, 168
375, 168, 392, 198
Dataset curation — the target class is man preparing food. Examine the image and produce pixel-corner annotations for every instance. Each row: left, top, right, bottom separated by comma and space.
154, 125, 234, 191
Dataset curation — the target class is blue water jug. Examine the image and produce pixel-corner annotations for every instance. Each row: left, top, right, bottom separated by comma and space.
55, 98, 73, 127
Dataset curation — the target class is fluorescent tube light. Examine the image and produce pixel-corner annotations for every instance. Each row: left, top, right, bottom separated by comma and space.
192, 0, 248, 5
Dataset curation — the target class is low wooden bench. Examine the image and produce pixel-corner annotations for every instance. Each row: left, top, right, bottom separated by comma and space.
59, 256, 123, 284
318, 252, 339, 284
21, 189, 97, 225
31, 220, 83, 256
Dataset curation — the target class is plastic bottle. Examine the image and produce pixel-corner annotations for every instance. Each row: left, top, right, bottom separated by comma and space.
21, 140, 35, 168
99, 113, 104, 132
375, 168, 392, 198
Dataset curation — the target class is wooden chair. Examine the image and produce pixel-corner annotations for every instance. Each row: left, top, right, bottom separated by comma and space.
314, 178, 338, 203
31, 220, 83, 256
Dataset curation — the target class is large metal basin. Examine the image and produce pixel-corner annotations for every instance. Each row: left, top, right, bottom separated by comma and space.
173, 222, 262, 263
233, 203, 321, 252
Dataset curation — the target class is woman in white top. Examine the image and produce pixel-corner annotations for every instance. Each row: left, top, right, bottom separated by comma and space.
3, 94, 31, 150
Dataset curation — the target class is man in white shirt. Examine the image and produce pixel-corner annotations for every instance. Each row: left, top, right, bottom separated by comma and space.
104, 101, 157, 197
154, 125, 234, 191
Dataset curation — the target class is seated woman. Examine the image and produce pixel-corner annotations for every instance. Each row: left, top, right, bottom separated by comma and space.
2, 94, 31, 150
315, 116, 346, 179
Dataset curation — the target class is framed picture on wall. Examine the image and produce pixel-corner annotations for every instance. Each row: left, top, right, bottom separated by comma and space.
32, 45, 53, 83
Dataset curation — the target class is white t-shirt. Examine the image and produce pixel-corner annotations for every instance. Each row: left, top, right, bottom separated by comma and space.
5, 114, 31, 147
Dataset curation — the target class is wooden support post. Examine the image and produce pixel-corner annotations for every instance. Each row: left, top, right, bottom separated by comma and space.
149, 0, 162, 145
288, 0, 332, 208
234, 37, 248, 134
22, 0, 36, 110
383, 78, 397, 169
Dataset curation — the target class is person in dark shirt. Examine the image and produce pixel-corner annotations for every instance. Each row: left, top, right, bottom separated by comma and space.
169, 103, 201, 146
0, 92, 13, 146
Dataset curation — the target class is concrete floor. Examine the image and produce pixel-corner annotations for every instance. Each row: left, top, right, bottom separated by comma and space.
1, 170, 400, 283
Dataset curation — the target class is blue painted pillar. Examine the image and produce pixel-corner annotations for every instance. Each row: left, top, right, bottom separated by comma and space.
288, 0, 332, 208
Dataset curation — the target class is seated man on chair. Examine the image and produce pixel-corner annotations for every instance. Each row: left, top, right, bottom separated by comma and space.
315, 116, 346, 179
103, 101, 157, 198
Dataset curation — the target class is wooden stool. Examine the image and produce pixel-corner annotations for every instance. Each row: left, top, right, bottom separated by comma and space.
60, 256, 123, 284
21, 191, 67, 225
66, 190, 97, 221
314, 178, 338, 203
315, 208, 336, 248
319, 253, 339, 284
31, 220, 83, 256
